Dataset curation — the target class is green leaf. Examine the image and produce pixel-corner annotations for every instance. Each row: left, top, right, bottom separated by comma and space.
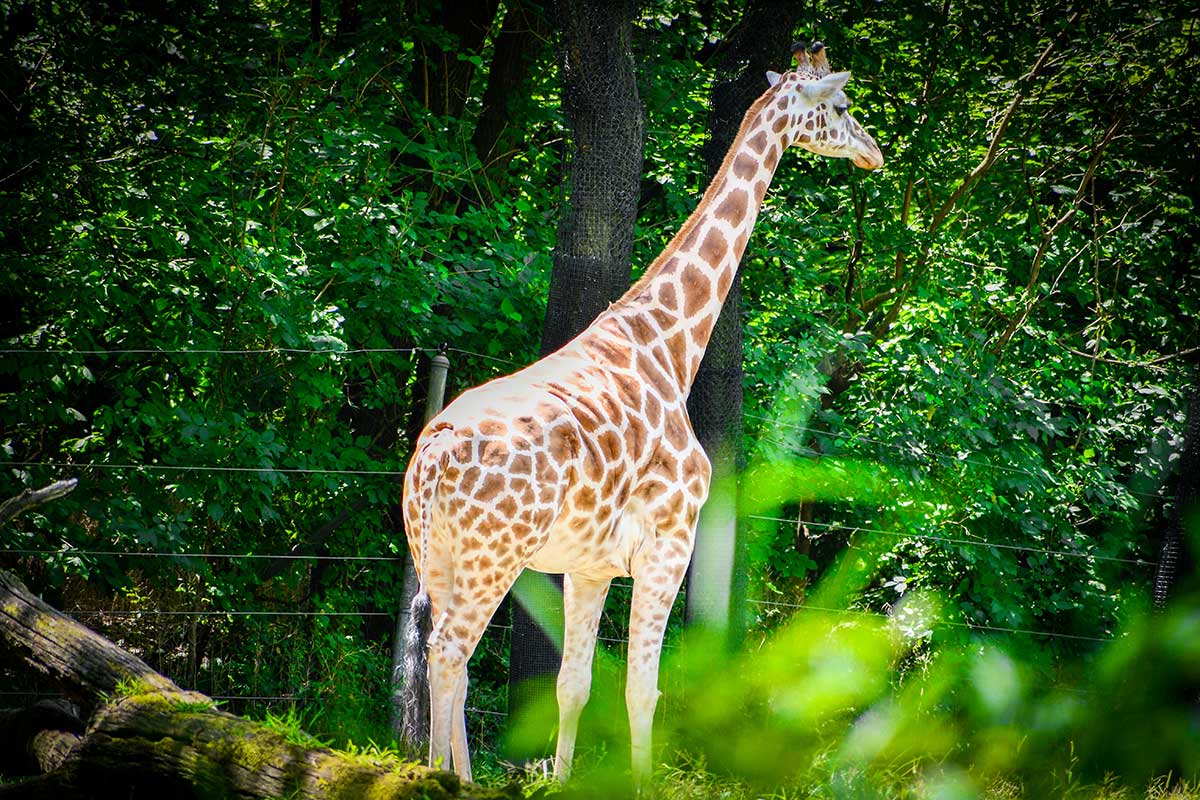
500, 297, 522, 322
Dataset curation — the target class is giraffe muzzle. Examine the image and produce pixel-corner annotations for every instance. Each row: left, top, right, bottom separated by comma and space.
852, 137, 884, 170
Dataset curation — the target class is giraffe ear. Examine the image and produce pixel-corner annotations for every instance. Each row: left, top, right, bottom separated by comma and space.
801, 70, 852, 102
765, 70, 783, 87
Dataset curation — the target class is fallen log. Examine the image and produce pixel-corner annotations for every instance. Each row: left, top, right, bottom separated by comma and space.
0, 479, 514, 799
0, 568, 516, 799
0, 700, 83, 776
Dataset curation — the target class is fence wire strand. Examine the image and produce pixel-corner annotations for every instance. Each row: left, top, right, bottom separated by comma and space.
0, 342, 1169, 699
744, 412, 1168, 502
747, 514, 1157, 567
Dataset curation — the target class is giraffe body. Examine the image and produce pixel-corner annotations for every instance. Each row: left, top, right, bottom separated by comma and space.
409, 345, 702, 582
401, 43, 883, 788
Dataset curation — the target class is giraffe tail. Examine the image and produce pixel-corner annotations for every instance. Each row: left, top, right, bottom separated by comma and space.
399, 428, 453, 752
399, 585, 432, 749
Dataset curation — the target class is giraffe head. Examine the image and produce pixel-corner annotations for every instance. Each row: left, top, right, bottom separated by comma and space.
763, 41, 883, 170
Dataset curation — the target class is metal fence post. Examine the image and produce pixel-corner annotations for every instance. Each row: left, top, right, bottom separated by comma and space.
391, 347, 450, 743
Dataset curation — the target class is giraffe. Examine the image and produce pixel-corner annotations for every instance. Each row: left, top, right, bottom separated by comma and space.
400, 41, 883, 788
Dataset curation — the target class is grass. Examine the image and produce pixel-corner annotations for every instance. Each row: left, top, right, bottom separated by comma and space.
457, 748, 1200, 800
259, 705, 331, 749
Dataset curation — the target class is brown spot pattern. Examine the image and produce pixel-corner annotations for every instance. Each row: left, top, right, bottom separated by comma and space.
644, 392, 662, 425
637, 352, 675, 397
717, 268, 732, 298
664, 414, 688, 450
665, 331, 689, 381
765, 144, 779, 172
626, 415, 648, 456
658, 282, 677, 310
577, 485, 597, 511
699, 228, 729, 266
681, 265, 709, 317
628, 314, 658, 347
714, 189, 749, 225
480, 440, 508, 467
598, 430, 622, 461
680, 224, 699, 250
732, 153, 757, 180
585, 336, 632, 370
613, 372, 643, 412
479, 420, 507, 437
497, 496, 518, 518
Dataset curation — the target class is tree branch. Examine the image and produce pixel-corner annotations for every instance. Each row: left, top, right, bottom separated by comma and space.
993, 115, 1123, 352
0, 479, 78, 526
874, 11, 1080, 341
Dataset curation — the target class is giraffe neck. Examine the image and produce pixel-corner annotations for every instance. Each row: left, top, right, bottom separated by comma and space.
592, 90, 788, 396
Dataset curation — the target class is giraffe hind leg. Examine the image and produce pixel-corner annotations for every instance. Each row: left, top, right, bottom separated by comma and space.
451, 669, 469, 779
422, 559, 456, 773
427, 566, 521, 780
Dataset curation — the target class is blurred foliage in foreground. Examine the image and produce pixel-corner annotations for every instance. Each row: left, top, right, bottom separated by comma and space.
503, 480, 1200, 798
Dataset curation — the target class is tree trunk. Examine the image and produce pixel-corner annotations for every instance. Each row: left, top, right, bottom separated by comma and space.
684, 0, 804, 642
334, 0, 361, 45
0, 570, 513, 800
411, 0, 502, 120
310, 0, 322, 45
1153, 373, 1200, 609
0, 701, 83, 776
509, 0, 645, 742
470, 0, 551, 202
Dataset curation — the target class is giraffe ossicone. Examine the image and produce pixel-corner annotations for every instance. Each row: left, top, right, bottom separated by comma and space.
401, 41, 882, 789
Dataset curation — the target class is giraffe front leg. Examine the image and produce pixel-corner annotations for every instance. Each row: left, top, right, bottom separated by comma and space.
554, 573, 612, 782
626, 553, 689, 793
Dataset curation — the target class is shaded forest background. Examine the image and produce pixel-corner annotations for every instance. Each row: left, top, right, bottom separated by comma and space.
1, 0, 1198, 792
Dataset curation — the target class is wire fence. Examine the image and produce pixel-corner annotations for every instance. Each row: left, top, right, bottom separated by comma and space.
745, 515, 1158, 568
0, 528, 1137, 733
0, 547, 1118, 733
6, 544, 1130, 648
0, 342, 1175, 729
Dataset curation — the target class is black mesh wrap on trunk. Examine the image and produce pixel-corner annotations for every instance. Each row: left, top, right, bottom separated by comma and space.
1153, 374, 1200, 609
684, 0, 803, 638
508, 0, 645, 742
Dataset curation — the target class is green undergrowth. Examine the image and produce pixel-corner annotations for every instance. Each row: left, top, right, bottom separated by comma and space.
260, 705, 332, 750
277, 577, 1200, 800
635, 765, 1200, 800
468, 751, 1200, 800
484, 522, 1200, 799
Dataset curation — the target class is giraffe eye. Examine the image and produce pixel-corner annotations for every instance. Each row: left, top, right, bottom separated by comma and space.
833, 103, 850, 116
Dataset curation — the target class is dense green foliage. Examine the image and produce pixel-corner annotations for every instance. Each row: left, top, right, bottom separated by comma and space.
2, 0, 1197, 795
